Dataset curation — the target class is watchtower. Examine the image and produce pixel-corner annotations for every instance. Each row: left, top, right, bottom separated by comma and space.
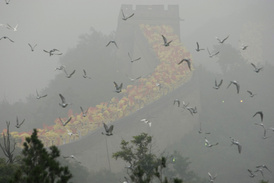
115, 4, 182, 78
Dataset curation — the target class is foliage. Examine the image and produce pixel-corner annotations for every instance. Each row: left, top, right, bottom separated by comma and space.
113, 133, 183, 183
0, 158, 19, 183
10, 129, 72, 183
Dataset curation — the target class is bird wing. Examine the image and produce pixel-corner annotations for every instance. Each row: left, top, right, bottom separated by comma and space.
59, 94, 66, 103
235, 83, 240, 94
162, 35, 167, 44
185, 59, 191, 70
128, 52, 132, 60
19, 119, 25, 126
132, 57, 141, 62
247, 90, 252, 95
121, 9, 125, 19
217, 79, 223, 87
207, 48, 211, 55
196, 42, 199, 50
106, 41, 111, 47
113, 82, 118, 89
41, 94, 47, 98
83, 69, 87, 76
119, 83, 123, 90
251, 63, 257, 69
222, 35, 229, 42
103, 123, 109, 132
253, 111, 263, 122
64, 117, 72, 126
113, 41, 118, 48
208, 172, 213, 179
108, 125, 114, 133
126, 13, 134, 19
68, 70, 76, 77
7, 37, 14, 42
237, 144, 242, 154
80, 106, 84, 113
227, 81, 232, 89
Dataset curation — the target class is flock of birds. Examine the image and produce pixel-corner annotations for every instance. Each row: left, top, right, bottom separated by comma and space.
1, 3, 271, 182
171, 32, 271, 182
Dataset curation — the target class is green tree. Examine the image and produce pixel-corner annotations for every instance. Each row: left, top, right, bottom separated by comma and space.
113, 133, 182, 183
0, 158, 19, 183
10, 129, 72, 183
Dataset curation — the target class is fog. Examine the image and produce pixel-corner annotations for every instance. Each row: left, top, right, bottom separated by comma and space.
1, 0, 274, 183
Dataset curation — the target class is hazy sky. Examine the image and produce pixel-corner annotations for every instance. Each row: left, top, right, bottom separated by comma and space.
0, 0, 267, 103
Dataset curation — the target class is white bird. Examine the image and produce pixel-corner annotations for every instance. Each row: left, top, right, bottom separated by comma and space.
36, 90, 47, 99
59, 94, 69, 108
216, 35, 229, 43
208, 172, 217, 182
28, 43, 37, 52
230, 137, 242, 154
6, 24, 18, 31
186, 106, 197, 116
213, 79, 223, 90
126, 74, 142, 82
59, 117, 72, 126
63, 155, 81, 163
204, 137, 218, 147
141, 119, 152, 127
162, 35, 172, 47
256, 165, 271, 173
207, 48, 219, 58
102, 123, 114, 136
114, 82, 123, 93
227, 80, 240, 94
66, 129, 78, 137
251, 63, 263, 73
178, 58, 191, 71
121, 9, 134, 21
80, 106, 88, 117
15, 116, 25, 128
106, 40, 118, 48
128, 52, 141, 63
195, 42, 205, 52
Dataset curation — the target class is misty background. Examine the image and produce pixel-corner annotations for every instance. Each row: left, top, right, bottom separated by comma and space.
1, 0, 274, 183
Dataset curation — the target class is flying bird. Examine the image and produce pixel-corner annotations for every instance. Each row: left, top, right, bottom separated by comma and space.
28, 43, 37, 52
59, 117, 72, 126
43, 49, 62, 56
114, 82, 123, 93
241, 44, 248, 50
251, 63, 263, 73
216, 35, 229, 43
207, 48, 219, 58
121, 9, 134, 21
80, 106, 88, 117
36, 90, 47, 99
59, 94, 69, 108
5, 0, 11, 5
161, 35, 172, 47
126, 75, 142, 82
83, 69, 91, 79
140, 119, 152, 127
186, 106, 197, 116
63, 68, 76, 78
15, 116, 25, 128
102, 123, 114, 136
6, 24, 18, 31
253, 111, 263, 122
230, 137, 242, 154
63, 155, 81, 163
204, 137, 219, 148
227, 80, 240, 94
195, 42, 205, 52
208, 172, 217, 183
106, 40, 118, 48
254, 168, 264, 178
213, 79, 223, 90
0, 36, 14, 43
66, 129, 78, 137
55, 65, 66, 71
256, 165, 271, 173
247, 169, 256, 178
178, 58, 191, 71
173, 99, 180, 107
128, 52, 141, 63
247, 90, 256, 97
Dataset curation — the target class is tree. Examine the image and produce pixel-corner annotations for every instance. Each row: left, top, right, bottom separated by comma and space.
112, 133, 182, 183
10, 129, 72, 183
0, 121, 18, 164
0, 158, 19, 183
